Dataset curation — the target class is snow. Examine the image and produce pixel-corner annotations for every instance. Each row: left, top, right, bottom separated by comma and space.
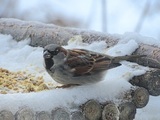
136, 96, 160, 120
118, 32, 160, 47
106, 39, 139, 56
0, 34, 160, 119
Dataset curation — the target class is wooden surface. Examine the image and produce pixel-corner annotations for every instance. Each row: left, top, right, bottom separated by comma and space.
0, 18, 160, 69
0, 18, 160, 120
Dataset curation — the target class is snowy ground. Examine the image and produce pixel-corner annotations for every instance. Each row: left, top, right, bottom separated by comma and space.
0, 34, 160, 119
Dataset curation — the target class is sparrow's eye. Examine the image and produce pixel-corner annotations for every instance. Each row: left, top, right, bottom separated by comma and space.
50, 48, 60, 55
55, 48, 60, 53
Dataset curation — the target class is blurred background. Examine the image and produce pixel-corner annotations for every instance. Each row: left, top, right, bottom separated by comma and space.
0, 0, 160, 40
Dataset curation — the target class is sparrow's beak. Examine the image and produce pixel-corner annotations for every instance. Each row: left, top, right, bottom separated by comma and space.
43, 51, 52, 59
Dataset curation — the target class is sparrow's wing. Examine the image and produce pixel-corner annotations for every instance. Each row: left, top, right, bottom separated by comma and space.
65, 49, 113, 76
66, 55, 94, 76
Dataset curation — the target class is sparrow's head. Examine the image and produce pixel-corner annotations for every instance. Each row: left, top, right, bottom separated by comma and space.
43, 44, 67, 68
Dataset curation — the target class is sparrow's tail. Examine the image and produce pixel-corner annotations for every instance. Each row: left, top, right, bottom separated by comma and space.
111, 55, 146, 63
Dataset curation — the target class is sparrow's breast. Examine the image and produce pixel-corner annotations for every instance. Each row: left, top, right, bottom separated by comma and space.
49, 65, 106, 85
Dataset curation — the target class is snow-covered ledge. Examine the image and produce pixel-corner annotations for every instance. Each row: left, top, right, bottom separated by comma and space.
0, 18, 160, 120
0, 18, 160, 69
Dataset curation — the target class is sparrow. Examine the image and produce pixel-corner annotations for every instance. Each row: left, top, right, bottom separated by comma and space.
43, 44, 145, 86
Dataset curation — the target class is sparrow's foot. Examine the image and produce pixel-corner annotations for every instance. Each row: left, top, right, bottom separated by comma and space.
55, 84, 79, 88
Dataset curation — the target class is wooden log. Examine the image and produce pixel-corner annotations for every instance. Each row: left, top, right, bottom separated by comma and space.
36, 111, 51, 120
51, 108, 70, 120
132, 87, 149, 108
131, 44, 160, 69
0, 18, 160, 69
0, 18, 118, 47
122, 87, 149, 109
71, 111, 85, 120
118, 102, 136, 120
15, 107, 34, 120
130, 69, 160, 96
102, 103, 119, 120
82, 100, 102, 120
0, 110, 14, 120
0, 18, 160, 119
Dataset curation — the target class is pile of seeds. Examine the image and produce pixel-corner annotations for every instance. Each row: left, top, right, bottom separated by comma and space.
0, 68, 54, 94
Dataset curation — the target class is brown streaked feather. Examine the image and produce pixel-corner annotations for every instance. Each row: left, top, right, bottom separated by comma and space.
66, 55, 94, 75
65, 49, 112, 76
93, 61, 111, 70
59, 47, 68, 55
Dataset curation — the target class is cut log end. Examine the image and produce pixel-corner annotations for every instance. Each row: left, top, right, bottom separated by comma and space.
15, 107, 34, 120
0, 110, 14, 120
71, 111, 85, 120
146, 70, 160, 96
132, 87, 149, 108
52, 108, 70, 120
102, 103, 119, 120
130, 69, 160, 96
118, 102, 136, 120
36, 111, 51, 120
83, 100, 102, 120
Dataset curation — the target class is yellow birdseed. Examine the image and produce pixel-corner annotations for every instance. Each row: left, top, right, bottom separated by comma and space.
0, 68, 54, 94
